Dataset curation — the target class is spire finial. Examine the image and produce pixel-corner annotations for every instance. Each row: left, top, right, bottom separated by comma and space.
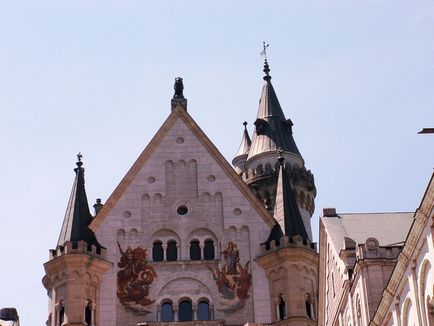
173, 77, 184, 99
75, 152, 83, 170
260, 42, 271, 81
243, 121, 248, 129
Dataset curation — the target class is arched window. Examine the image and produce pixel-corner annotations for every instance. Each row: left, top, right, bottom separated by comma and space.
204, 239, 215, 260
152, 241, 164, 261
278, 296, 286, 320
198, 301, 210, 321
190, 240, 201, 260
166, 240, 177, 261
179, 300, 193, 321
306, 293, 313, 319
161, 302, 174, 322
85, 300, 92, 325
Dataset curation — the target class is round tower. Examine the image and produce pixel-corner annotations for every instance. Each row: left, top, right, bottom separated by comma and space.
233, 59, 316, 240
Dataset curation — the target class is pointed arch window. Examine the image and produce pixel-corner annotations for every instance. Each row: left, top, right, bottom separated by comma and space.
306, 292, 313, 319
166, 240, 177, 261
204, 239, 215, 260
152, 241, 164, 261
190, 240, 201, 260
179, 300, 193, 321
161, 302, 174, 322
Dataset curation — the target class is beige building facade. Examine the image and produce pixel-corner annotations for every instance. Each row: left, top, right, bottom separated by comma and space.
43, 64, 319, 326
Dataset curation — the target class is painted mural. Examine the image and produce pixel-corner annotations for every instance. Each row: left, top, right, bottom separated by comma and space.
207, 241, 252, 312
117, 243, 157, 314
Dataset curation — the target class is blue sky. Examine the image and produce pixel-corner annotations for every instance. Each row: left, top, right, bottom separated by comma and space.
0, 1, 433, 324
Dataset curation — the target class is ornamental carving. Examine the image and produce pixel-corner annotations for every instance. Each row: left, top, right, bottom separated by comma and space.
117, 243, 157, 314
207, 241, 252, 312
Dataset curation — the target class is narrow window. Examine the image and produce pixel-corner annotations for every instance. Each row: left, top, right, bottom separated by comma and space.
59, 305, 65, 325
179, 300, 193, 321
198, 301, 210, 321
190, 240, 201, 260
166, 241, 177, 261
278, 296, 286, 320
85, 301, 92, 325
204, 239, 215, 260
161, 302, 174, 322
152, 241, 164, 261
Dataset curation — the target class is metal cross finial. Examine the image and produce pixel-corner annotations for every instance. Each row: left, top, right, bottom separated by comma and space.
260, 42, 270, 60
77, 152, 83, 162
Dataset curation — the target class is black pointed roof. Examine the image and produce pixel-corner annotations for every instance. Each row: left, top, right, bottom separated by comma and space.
273, 155, 309, 241
57, 154, 103, 250
247, 60, 301, 160
233, 121, 252, 164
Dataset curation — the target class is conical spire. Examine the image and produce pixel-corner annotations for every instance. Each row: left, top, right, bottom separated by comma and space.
234, 122, 252, 158
232, 122, 252, 173
57, 154, 103, 250
247, 59, 301, 162
273, 152, 309, 241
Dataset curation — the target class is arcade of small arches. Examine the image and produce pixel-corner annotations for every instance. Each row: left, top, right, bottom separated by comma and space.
157, 298, 213, 322
152, 238, 216, 262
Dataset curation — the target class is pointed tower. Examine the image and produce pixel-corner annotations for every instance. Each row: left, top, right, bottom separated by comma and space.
256, 153, 318, 326
234, 58, 316, 240
43, 155, 112, 326
232, 121, 252, 175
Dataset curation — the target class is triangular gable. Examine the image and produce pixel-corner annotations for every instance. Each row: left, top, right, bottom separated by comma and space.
90, 105, 274, 232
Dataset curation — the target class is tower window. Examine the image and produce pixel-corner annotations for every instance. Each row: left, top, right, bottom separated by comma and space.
190, 240, 201, 260
198, 301, 210, 321
166, 241, 177, 261
152, 241, 164, 261
179, 300, 193, 322
59, 305, 65, 325
85, 301, 92, 325
161, 302, 174, 322
278, 296, 286, 320
204, 239, 215, 260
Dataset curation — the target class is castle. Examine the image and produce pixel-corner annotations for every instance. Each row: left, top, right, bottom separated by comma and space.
42, 60, 434, 326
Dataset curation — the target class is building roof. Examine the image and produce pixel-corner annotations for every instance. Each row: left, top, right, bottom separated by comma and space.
57, 155, 103, 250
247, 60, 301, 161
233, 121, 252, 160
321, 212, 414, 253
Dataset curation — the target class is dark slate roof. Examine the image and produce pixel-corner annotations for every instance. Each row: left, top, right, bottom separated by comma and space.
247, 60, 301, 160
233, 121, 252, 163
273, 156, 308, 241
57, 156, 103, 250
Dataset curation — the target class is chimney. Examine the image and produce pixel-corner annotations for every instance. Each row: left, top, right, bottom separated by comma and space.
323, 207, 337, 217
93, 198, 104, 215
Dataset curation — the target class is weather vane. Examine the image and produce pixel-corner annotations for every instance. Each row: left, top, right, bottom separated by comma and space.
260, 42, 270, 60
77, 152, 83, 162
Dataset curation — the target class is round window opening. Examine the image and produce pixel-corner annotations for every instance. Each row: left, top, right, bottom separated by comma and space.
176, 205, 189, 216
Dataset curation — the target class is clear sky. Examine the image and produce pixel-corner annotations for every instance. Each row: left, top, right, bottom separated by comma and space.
0, 1, 433, 325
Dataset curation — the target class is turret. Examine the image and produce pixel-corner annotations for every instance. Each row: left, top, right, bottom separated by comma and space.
42, 154, 112, 326
235, 57, 316, 240
232, 121, 252, 175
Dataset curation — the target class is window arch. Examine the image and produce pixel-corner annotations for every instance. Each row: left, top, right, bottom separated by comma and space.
161, 302, 174, 322
197, 300, 210, 321
204, 239, 215, 260
152, 241, 164, 261
190, 240, 201, 260
166, 240, 177, 261
179, 300, 193, 321
56, 300, 65, 326
278, 295, 286, 320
